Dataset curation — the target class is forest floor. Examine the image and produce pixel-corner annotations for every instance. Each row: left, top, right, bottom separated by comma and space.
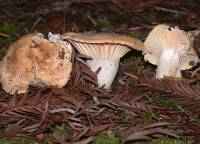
0, 0, 200, 144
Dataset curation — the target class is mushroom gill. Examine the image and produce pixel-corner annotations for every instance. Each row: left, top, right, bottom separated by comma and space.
62, 32, 144, 89
143, 24, 198, 79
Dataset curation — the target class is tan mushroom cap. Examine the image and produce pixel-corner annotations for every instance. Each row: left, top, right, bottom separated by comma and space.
62, 32, 144, 50
31, 33, 72, 88
143, 24, 198, 70
62, 32, 144, 59
0, 33, 36, 94
0, 33, 72, 94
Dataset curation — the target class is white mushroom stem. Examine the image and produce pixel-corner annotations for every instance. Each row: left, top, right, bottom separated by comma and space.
156, 48, 181, 78
86, 58, 120, 89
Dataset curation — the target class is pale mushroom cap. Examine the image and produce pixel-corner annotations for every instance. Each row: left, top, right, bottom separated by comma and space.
62, 32, 144, 59
143, 24, 198, 70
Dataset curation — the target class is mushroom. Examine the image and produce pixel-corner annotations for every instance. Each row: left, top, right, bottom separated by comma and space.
143, 24, 198, 79
0, 34, 35, 94
31, 33, 73, 88
0, 32, 72, 94
62, 32, 144, 89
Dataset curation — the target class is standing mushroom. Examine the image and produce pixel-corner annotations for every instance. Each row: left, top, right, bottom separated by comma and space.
143, 24, 198, 79
62, 32, 144, 89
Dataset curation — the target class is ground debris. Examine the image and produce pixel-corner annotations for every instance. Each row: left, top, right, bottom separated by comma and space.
1, 0, 200, 143
1, 71, 200, 143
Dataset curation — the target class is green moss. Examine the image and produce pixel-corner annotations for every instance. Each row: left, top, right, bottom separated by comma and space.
2, 36, 17, 47
96, 20, 113, 29
132, 57, 143, 74
135, 137, 190, 144
44, 132, 54, 141
124, 56, 144, 74
56, 124, 68, 135
166, 100, 180, 109
149, 137, 190, 144
92, 132, 121, 144
128, 56, 144, 63
120, 111, 134, 123
153, 96, 183, 109
0, 22, 15, 33
141, 10, 157, 23
0, 36, 17, 56
191, 81, 200, 88
0, 138, 42, 144
0, 139, 26, 144
142, 111, 159, 123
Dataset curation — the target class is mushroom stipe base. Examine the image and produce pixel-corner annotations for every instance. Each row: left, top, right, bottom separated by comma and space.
87, 59, 120, 89
156, 48, 181, 78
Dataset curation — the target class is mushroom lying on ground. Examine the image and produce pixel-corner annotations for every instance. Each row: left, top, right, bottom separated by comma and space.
0, 34, 35, 94
62, 32, 144, 89
31, 33, 73, 88
143, 24, 198, 79
0, 33, 72, 94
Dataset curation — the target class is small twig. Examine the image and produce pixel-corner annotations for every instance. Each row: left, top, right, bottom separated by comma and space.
87, 14, 97, 26
71, 22, 79, 32
31, 17, 42, 31
0, 32, 10, 38
72, 136, 94, 144
129, 26, 146, 31
155, 6, 187, 15
187, 78, 199, 84
191, 67, 200, 77
124, 72, 139, 80
177, 106, 190, 116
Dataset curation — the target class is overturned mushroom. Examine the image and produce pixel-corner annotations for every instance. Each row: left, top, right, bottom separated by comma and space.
31, 33, 73, 88
0, 33, 72, 94
0, 34, 35, 94
143, 24, 198, 79
62, 32, 144, 89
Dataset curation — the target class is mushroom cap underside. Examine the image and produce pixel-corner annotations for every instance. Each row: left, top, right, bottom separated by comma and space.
143, 47, 198, 70
143, 24, 198, 70
62, 32, 144, 59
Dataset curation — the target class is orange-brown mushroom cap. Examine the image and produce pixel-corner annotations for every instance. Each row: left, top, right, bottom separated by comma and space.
0, 33, 72, 94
